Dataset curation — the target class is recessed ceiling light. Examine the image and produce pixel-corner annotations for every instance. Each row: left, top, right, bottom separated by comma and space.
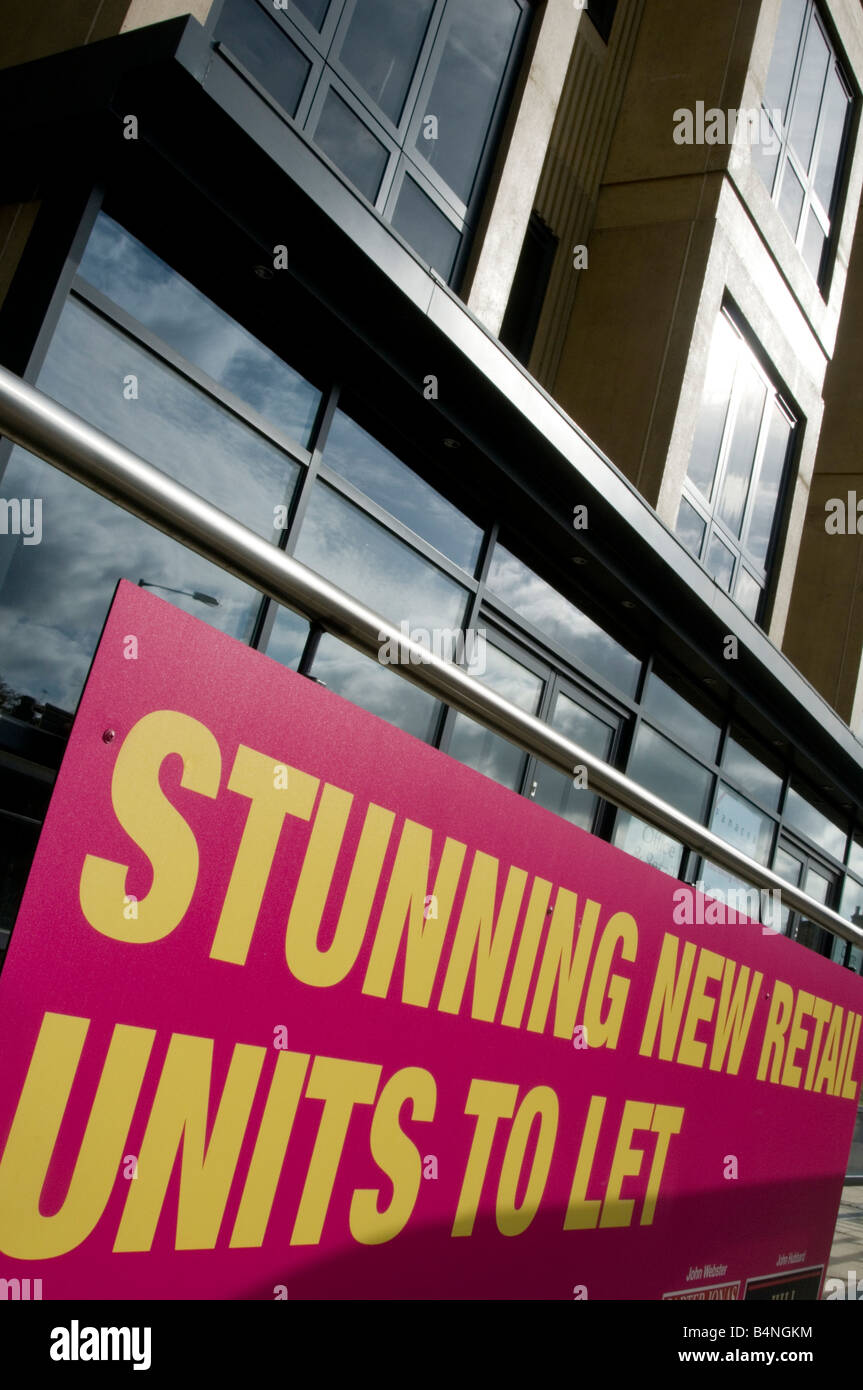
443, 437, 461, 449
621, 599, 636, 609
253, 264, 274, 280
572, 556, 588, 566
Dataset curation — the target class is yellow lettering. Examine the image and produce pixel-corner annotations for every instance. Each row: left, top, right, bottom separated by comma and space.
349, 1067, 436, 1245
836, 1012, 861, 1101
439, 852, 528, 1022
600, 1100, 654, 1229
291, 1057, 381, 1245
564, 1095, 606, 1230
212, 746, 318, 965
0, 1012, 153, 1259
803, 997, 833, 1090
452, 1079, 518, 1238
363, 823, 466, 1006
500, 878, 552, 1029
582, 912, 638, 1050
780, 990, 814, 1089
79, 710, 220, 943
496, 1086, 558, 1236
115, 1033, 265, 1251
756, 981, 794, 1083
840, 1013, 862, 1101
812, 1005, 843, 1096
291, 802, 395, 989
709, 960, 762, 1074
677, 949, 725, 1068
641, 1104, 684, 1225
527, 892, 600, 1039
230, 1051, 310, 1247
639, 934, 696, 1060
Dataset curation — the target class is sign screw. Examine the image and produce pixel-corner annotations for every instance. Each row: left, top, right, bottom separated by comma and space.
102, 729, 116, 743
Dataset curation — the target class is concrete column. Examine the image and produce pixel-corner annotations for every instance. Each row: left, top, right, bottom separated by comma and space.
464, 0, 582, 336
121, 0, 214, 31
783, 207, 863, 730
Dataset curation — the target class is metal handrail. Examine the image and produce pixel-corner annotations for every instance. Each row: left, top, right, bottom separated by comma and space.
0, 362, 861, 948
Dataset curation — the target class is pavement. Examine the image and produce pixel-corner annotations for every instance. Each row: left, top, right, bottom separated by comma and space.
825, 1185, 863, 1297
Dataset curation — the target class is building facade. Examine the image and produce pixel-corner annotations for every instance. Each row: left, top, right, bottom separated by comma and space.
1, 0, 863, 1112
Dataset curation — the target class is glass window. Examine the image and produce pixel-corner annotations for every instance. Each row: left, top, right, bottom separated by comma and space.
734, 568, 762, 619
292, 482, 470, 633
687, 312, 738, 499
1, 299, 299, 710
722, 731, 783, 811
788, 15, 829, 170
46, 301, 300, 540
697, 861, 772, 925
391, 175, 462, 278
678, 311, 796, 621
745, 403, 793, 565
641, 672, 721, 761
215, 0, 311, 118
445, 640, 542, 791
839, 875, 863, 927
716, 363, 766, 537
613, 814, 684, 878
711, 784, 775, 864
294, 0, 331, 28
792, 861, 834, 953
675, 496, 706, 556
531, 689, 615, 832
783, 785, 846, 860
813, 67, 852, 210
264, 607, 310, 672
773, 844, 803, 933
763, 0, 808, 123
322, 409, 483, 571
774, 845, 803, 887
339, 0, 435, 125
777, 161, 806, 237
414, 0, 521, 205
448, 713, 526, 791
757, 0, 852, 286
209, 0, 527, 286
801, 212, 827, 280
628, 724, 713, 824
705, 533, 735, 590
471, 642, 544, 714
838, 878, 863, 973
0, 812, 41, 952
314, 88, 390, 203
848, 834, 863, 879
309, 633, 442, 741
78, 215, 322, 448
486, 543, 641, 697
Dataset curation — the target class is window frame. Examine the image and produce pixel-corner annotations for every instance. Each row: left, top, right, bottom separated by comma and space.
758, 0, 855, 291
326, 0, 444, 142
209, 0, 534, 286
677, 305, 800, 625
305, 70, 401, 210
213, 1, 322, 128
2, 197, 861, 978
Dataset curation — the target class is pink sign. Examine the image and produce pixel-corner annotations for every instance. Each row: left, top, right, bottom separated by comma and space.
0, 580, 860, 1300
